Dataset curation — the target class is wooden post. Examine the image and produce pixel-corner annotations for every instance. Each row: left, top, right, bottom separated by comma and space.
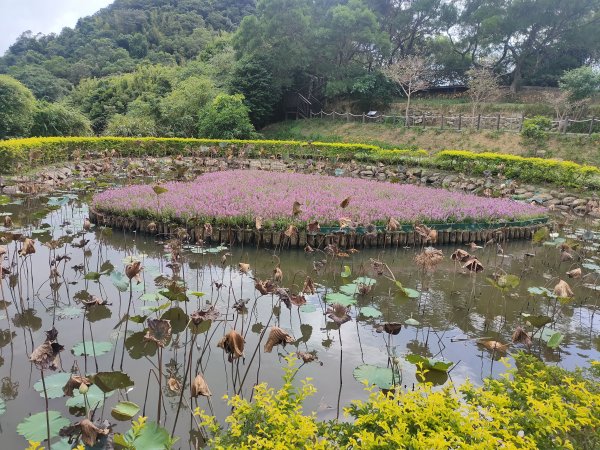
519, 113, 525, 132
441, 114, 444, 129
362, 113, 365, 123
496, 114, 501, 131
458, 114, 462, 130
346, 112, 350, 122
320, 110, 323, 119
590, 116, 595, 135
477, 114, 481, 130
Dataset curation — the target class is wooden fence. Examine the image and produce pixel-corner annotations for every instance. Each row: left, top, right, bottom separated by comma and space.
302, 110, 600, 135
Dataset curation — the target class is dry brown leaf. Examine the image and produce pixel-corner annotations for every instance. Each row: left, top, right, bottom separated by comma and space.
144, 319, 172, 348
566, 267, 582, 279
80, 419, 109, 447
292, 201, 302, 217
238, 262, 250, 274
217, 329, 245, 361
383, 323, 402, 335
125, 260, 143, 283
340, 197, 351, 208
307, 221, 320, 233
415, 247, 444, 272
463, 258, 484, 273
339, 217, 353, 229
273, 266, 283, 282
468, 242, 483, 250
4, 216, 12, 228
302, 276, 316, 294
63, 375, 92, 397
336, 252, 350, 258
387, 217, 400, 231
560, 250, 574, 262
297, 352, 317, 363
255, 217, 263, 230
304, 244, 315, 253
290, 294, 306, 306
326, 304, 351, 325
284, 224, 298, 237
478, 340, 509, 353
264, 326, 294, 353
451, 249, 471, 262
554, 279, 574, 298
204, 223, 213, 236
190, 306, 220, 325
167, 377, 181, 393
148, 222, 157, 232
357, 283, 372, 295
191, 374, 212, 397
512, 326, 532, 347
19, 238, 35, 256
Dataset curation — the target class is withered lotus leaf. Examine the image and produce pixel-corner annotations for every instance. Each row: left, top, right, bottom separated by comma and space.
30, 327, 63, 370
217, 329, 245, 361
358, 283, 372, 295
19, 238, 35, 256
79, 418, 110, 447
302, 276, 316, 294
167, 377, 181, 393
239, 262, 250, 274
554, 279, 574, 298
0, 245, 7, 257
255, 278, 275, 295
273, 266, 283, 282
560, 250, 574, 262
307, 221, 320, 233
566, 268, 582, 279
264, 327, 294, 353
451, 249, 471, 262
255, 216, 263, 230
478, 340, 509, 353
125, 260, 143, 283
290, 294, 307, 306
339, 217, 353, 229
204, 223, 213, 236
191, 374, 212, 397
292, 201, 302, 217
383, 323, 402, 335
387, 217, 400, 231
63, 375, 92, 397
326, 303, 351, 325
304, 244, 315, 253
284, 224, 298, 237
144, 319, 172, 348
512, 326, 532, 347
297, 351, 318, 363
415, 247, 444, 272
4, 216, 12, 227
190, 306, 220, 325
463, 258, 484, 273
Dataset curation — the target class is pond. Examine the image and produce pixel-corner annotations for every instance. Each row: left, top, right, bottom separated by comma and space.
0, 178, 599, 449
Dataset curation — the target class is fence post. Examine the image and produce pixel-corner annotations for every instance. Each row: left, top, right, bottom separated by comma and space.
458, 114, 462, 131
590, 116, 595, 135
496, 114, 501, 131
441, 114, 444, 130
519, 113, 525, 132
477, 114, 481, 131
320, 111, 323, 119
362, 113, 365, 123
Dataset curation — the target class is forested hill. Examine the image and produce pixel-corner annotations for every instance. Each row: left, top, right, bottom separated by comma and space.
0, 0, 256, 99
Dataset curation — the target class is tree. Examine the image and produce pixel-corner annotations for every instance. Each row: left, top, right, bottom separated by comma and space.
382, 56, 430, 123
198, 94, 255, 139
0, 75, 36, 139
31, 102, 92, 137
466, 66, 500, 118
559, 66, 600, 100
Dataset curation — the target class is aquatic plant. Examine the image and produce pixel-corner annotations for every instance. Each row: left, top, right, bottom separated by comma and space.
92, 170, 545, 229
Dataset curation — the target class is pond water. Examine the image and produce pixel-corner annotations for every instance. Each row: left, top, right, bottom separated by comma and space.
0, 183, 599, 449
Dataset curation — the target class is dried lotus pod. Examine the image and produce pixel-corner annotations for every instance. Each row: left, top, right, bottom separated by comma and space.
264, 326, 294, 353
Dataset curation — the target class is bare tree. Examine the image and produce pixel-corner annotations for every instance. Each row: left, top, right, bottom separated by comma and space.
383, 56, 431, 125
543, 91, 588, 133
466, 66, 500, 119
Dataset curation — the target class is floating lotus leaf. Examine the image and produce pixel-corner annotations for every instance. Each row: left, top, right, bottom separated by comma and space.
533, 328, 564, 349
125, 331, 157, 360
299, 304, 317, 313
112, 401, 140, 420
33, 372, 71, 398
406, 354, 453, 372
339, 284, 358, 295
359, 307, 382, 318
93, 371, 134, 393
111, 271, 130, 292
72, 340, 112, 356
404, 317, 421, 327
521, 313, 552, 328
354, 276, 376, 286
0, 398, 5, 415
161, 307, 187, 333
17, 411, 69, 441
114, 420, 171, 450
56, 306, 83, 319
353, 364, 399, 390
527, 286, 554, 297
84, 272, 101, 281
325, 292, 356, 306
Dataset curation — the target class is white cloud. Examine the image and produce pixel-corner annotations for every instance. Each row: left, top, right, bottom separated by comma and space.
0, 0, 114, 54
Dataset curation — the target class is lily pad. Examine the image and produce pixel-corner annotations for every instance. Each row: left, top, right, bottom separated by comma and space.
339, 284, 358, 295
111, 271, 133, 292
66, 384, 113, 408
72, 340, 113, 356
114, 420, 171, 450
0, 398, 4, 415
353, 364, 399, 390
33, 372, 71, 399
299, 304, 317, 313
359, 306, 382, 318
354, 276, 376, 286
533, 328, 564, 349
93, 371, 134, 393
112, 401, 140, 420
521, 313, 552, 328
404, 317, 421, 327
325, 292, 356, 306
84, 272, 101, 281
406, 354, 453, 372
527, 286, 554, 297
17, 411, 70, 441
56, 306, 83, 319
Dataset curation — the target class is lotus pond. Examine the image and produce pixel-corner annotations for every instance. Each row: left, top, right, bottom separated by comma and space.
0, 174, 598, 449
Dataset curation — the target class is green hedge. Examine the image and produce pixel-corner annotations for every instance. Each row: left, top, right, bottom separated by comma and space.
435, 150, 600, 189
0, 136, 427, 174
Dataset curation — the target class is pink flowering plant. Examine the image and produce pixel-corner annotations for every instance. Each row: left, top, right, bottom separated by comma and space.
91, 170, 546, 229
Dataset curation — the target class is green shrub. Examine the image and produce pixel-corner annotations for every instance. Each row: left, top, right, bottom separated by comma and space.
198, 93, 255, 139
196, 354, 600, 449
521, 115, 552, 145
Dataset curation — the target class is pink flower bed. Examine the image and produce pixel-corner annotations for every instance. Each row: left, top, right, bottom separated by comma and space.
91, 170, 546, 228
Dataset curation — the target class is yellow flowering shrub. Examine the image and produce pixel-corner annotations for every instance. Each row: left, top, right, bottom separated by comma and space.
197, 353, 599, 450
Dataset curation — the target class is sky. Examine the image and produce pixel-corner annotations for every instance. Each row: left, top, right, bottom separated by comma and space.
0, 0, 114, 54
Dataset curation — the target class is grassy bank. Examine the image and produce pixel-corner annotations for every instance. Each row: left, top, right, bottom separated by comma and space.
263, 120, 600, 166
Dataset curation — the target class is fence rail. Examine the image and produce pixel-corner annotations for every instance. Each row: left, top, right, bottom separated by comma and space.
303, 110, 600, 135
